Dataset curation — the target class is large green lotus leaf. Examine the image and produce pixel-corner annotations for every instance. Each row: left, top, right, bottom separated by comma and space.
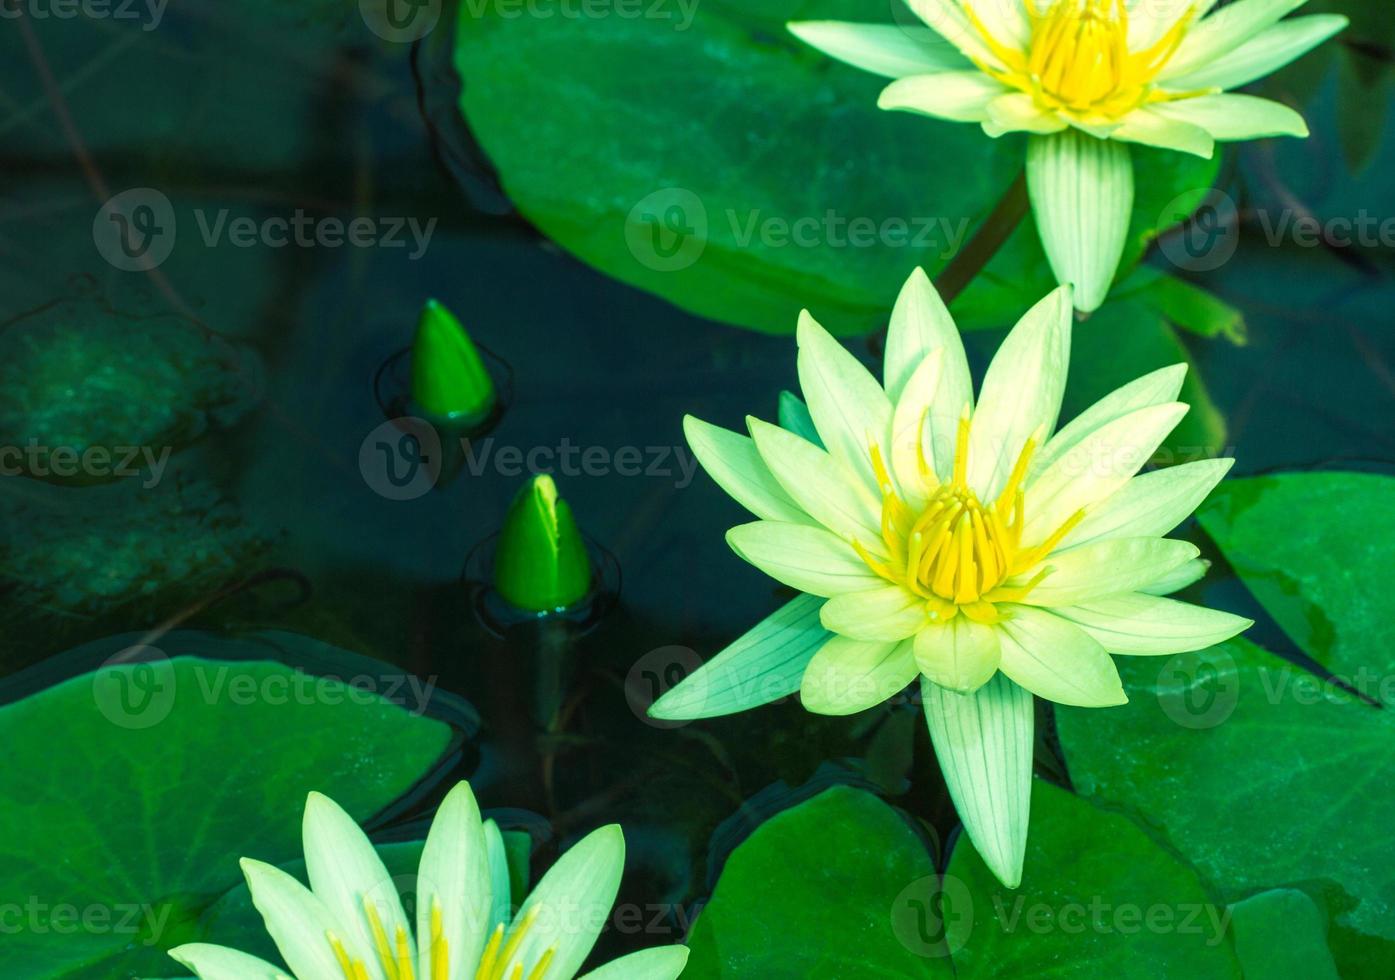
1229, 889, 1340, 980
683, 785, 949, 977
0, 652, 454, 979
946, 780, 1241, 978
1197, 472, 1393, 683
453, 2, 1217, 336
1056, 638, 1395, 979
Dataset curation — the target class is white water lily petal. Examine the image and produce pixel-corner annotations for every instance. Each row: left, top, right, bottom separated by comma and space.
797, 310, 893, 494
1014, 537, 1200, 606
684, 416, 811, 525
1127, 0, 1219, 49
578, 946, 692, 980
240, 858, 361, 980
889, 348, 944, 508
749, 417, 882, 541
416, 782, 491, 980
921, 673, 1033, 888
1140, 557, 1209, 595
1023, 402, 1189, 546
1063, 458, 1233, 547
905, 0, 1012, 68
787, 21, 971, 78
1162, 14, 1348, 91
1151, 93, 1309, 141
510, 825, 626, 979
984, 92, 1070, 136
1027, 129, 1133, 313
483, 819, 511, 932
885, 268, 973, 481
1053, 593, 1252, 654
878, 71, 1009, 122
302, 792, 405, 980
800, 634, 917, 714
996, 606, 1127, 706
1163, 0, 1310, 80
913, 617, 1001, 692
168, 944, 292, 980
1031, 364, 1187, 478
649, 595, 829, 720
777, 391, 822, 447
821, 585, 927, 642
1111, 107, 1215, 157
967, 286, 1072, 500
726, 521, 881, 597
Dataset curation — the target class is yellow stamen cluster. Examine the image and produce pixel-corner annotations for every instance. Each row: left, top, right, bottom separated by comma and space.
965, 0, 1198, 119
475, 905, 556, 980
855, 410, 1081, 625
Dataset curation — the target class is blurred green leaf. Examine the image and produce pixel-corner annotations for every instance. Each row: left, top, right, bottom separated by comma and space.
1229, 889, 1340, 980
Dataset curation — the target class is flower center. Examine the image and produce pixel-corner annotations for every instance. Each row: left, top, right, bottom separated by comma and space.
855, 410, 1082, 625
966, 0, 1196, 119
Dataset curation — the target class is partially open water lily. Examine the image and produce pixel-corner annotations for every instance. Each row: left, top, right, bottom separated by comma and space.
790, 0, 1346, 311
651, 268, 1250, 886
167, 783, 688, 980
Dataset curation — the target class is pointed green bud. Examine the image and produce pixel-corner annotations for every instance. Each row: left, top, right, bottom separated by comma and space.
411, 299, 497, 423
494, 474, 593, 613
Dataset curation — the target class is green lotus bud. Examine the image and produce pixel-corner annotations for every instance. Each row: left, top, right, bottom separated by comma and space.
494, 474, 592, 613
411, 299, 496, 424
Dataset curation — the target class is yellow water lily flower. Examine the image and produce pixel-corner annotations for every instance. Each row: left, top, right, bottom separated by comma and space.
790, 0, 1346, 311
166, 783, 688, 980
651, 269, 1250, 886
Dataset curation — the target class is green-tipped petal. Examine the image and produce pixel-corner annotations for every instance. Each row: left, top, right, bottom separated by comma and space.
1141, 557, 1209, 596
748, 417, 881, 540
795, 309, 892, 493
995, 606, 1127, 706
1062, 458, 1233, 548
1027, 129, 1134, 313
168, 944, 292, 980
921, 673, 1033, 888
726, 521, 881, 597
799, 635, 917, 715
1011, 537, 1200, 606
482, 818, 512, 933
820, 586, 927, 642
1161, 14, 1348, 91
967, 286, 1073, 500
877, 70, 1008, 122
493, 474, 593, 613
303, 791, 408, 974
776, 391, 822, 447
417, 782, 492, 980
1111, 108, 1216, 158
1151, 93, 1309, 141
509, 825, 626, 979
786, 21, 970, 78
411, 299, 496, 423
648, 594, 830, 720
684, 416, 811, 524
983, 92, 1070, 136
240, 858, 361, 980
1127, 0, 1221, 50
913, 618, 1001, 692
888, 347, 944, 506
1161, 0, 1315, 81
1052, 593, 1252, 654
1031, 364, 1187, 477
579, 946, 691, 980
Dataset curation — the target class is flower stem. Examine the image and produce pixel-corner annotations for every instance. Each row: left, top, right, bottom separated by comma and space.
934, 170, 1029, 306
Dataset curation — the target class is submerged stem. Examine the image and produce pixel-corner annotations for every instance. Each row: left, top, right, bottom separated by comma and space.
934, 170, 1030, 306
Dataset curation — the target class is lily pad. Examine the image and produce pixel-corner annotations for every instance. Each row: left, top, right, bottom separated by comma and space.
683, 785, 948, 977
452, 1, 1218, 335
1056, 638, 1395, 980
1229, 889, 1340, 980
946, 780, 1241, 978
0, 641, 459, 979
0, 297, 262, 483
1196, 472, 1393, 684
